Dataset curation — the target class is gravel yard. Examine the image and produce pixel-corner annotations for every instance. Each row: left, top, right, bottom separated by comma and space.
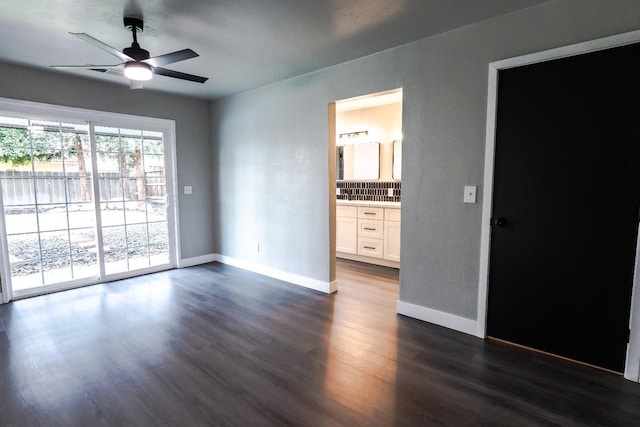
6, 205, 169, 276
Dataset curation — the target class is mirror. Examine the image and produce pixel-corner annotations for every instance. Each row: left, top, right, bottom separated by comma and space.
393, 140, 402, 179
336, 142, 380, 180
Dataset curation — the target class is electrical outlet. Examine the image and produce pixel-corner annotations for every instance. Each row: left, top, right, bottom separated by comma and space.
388, 188, 394, 197
184, 186, 193, 195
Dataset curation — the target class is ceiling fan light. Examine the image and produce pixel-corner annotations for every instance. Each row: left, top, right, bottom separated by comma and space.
124, 62, 153, 81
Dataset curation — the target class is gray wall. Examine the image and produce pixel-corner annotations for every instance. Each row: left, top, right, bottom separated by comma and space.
0, 63, 214, 260
211, 0, 640, 319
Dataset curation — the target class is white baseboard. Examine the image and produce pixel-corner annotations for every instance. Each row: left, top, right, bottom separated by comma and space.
178, 254, 219, 268
217, 254, 337, 294
397, 300, 479, 337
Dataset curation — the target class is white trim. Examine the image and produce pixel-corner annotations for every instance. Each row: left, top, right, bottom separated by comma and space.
397, 301, 478, 337
328, 280, 338, 293
0, 176, 11, 304
625, 231, 640, 382
476, 61, 499, 338
478, 29, 640, 381
491, 29, 640, 72
0, 97, 174, 131
217, 254, 338, 294
88, 122, 107, 279
179, 253, 219, 268
166, 120, 181, 268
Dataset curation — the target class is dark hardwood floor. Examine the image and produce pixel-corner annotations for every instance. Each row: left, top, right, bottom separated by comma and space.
1, 259, 639, 426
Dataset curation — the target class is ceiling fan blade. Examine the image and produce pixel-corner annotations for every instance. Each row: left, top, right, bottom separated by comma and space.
153, 67, 208, 83
97, 68, 124, 77
71, 33, 133, 62
51, 64, 122, 69
143, 49, 199, 67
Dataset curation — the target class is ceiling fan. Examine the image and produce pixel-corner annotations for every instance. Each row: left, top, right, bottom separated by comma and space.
52, 17, 208, 88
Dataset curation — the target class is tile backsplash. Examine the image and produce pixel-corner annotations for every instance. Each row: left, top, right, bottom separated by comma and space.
337, 181, 401, 202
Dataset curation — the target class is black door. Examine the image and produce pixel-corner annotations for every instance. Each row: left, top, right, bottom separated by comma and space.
487, 43, 640, 373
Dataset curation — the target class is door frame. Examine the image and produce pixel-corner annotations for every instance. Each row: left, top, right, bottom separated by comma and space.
0, 96, 180, 302
476, 29, 640, 382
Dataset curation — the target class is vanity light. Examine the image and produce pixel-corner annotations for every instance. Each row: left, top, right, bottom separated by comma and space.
124, 62, 153, 81
338, 130, 369, 146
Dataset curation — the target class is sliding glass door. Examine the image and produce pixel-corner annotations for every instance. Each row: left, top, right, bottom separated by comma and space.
0, 107, 176, 300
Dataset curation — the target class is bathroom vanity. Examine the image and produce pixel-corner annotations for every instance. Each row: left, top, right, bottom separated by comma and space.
336, 200, 400, 268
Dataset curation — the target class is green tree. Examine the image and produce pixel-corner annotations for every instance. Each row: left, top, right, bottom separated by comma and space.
1, 126, 92, 201
0, 127, 63, 165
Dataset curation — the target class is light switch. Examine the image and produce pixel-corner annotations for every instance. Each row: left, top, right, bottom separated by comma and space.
464, 185, 477, 204
184, 186, 193, 195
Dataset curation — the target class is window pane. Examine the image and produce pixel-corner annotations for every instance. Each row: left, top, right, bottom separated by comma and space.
100, 202, 125, 227
68, 206, 96, 230
124, 201, 147, 225
126, 223, 149, 247
0, 176, 36, 206
102, 225, 126, 253
142, 137, 164, 155
37, 206, 69, 232
4, 209, 38, 235
148, 222, 169, 245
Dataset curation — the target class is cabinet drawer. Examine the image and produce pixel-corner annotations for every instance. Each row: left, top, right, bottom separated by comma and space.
359, 219, 384, 239
385, 208, 401, 222
358, 206, 384, 219
337, 205, 357, 218
358, 238, 384, 258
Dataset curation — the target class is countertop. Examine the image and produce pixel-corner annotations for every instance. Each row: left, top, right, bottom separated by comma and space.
336, 200, 401, 208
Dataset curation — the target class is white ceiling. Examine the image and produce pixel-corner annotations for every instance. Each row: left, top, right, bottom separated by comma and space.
0, 0, 551, 100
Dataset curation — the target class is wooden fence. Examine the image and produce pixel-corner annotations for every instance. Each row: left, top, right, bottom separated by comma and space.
0, 170, 165, 206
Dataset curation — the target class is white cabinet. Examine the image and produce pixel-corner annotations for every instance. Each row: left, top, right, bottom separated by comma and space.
384, 208, 401, 262
336, 206, 357, 254
336, 203, 401, 267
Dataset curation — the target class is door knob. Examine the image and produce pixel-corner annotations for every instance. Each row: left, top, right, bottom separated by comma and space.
493, 217, 507, 227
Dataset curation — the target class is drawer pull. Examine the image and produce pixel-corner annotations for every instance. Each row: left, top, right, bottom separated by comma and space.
363, 246, 376, 250
363, 212, 376, 215
364, 227, 377, 231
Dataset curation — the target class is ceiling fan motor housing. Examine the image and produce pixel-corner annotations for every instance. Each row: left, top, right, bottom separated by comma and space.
123, 17, 149, 61
123, 46, 150, 61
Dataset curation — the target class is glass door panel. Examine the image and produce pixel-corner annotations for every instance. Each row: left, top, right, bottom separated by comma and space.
0, 117, 98, 291
94, 126, 170, 276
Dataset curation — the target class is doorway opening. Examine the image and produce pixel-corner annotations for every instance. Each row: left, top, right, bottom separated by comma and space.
329, 88, 403, 299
